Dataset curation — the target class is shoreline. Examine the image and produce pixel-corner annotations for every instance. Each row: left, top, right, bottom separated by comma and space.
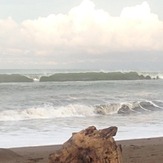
1, 137, 163, 163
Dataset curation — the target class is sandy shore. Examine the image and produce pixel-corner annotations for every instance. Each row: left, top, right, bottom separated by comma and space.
1, 137, 163, 163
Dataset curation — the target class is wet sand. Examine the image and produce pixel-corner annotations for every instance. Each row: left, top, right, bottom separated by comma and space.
1, 137, 163, 163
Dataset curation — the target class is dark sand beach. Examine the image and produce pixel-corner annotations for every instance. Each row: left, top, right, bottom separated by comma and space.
1, 137, 163, 163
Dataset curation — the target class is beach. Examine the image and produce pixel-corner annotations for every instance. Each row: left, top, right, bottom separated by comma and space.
0, 137, 163, 163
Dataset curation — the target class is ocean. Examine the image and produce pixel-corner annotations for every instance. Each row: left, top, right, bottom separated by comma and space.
0, 69, 163, 148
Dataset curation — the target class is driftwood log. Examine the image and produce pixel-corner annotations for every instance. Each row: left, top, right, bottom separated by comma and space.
49, 126, 122, 163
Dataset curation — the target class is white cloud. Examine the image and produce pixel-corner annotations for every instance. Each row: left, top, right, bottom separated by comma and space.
121, 2, 152, 19
21, 0, 163, 52
0, 0, 163, 68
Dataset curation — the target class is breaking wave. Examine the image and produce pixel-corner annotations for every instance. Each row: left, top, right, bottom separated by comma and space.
95, 101, 163, 115
0, 101, 163, 121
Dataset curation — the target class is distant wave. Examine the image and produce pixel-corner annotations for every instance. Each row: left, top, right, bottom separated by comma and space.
0, 100, 162, 121
0, 71, 161, 83
0, 74, 33, 83
40, 72, 158, 82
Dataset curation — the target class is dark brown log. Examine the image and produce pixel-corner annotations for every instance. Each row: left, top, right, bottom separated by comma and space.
49, 126, 122, 163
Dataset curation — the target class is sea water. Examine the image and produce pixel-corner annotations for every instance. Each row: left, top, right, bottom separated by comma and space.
0, 69, 163, 148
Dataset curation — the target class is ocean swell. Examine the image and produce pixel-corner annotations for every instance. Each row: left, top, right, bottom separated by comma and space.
0, 72, 161, 83
0, 74, 33, 83
40, 72, 155, 82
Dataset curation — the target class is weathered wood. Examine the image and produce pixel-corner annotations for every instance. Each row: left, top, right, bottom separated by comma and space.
49, 126, 122, 163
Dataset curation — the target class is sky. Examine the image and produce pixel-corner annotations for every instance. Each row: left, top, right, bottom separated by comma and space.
0, 0, 163, 71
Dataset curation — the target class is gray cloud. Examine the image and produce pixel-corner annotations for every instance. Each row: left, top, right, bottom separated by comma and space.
0, 0, 163, 70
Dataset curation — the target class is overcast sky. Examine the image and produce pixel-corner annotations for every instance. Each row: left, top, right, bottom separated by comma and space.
0, 0, 163, 70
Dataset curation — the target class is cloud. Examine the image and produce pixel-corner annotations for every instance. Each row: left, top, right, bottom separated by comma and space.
0, 0, 163, 68
121, 2, 153, 19
21, 0, 163, 52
